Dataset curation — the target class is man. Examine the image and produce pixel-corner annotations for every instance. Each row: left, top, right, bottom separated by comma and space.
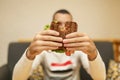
13, 9, 106, 80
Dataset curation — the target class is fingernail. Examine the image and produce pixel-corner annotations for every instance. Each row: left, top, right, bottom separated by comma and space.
56, 32, 59, 35
63, 39, 67, 43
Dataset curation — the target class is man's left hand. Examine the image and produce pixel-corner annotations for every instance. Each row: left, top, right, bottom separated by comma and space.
63, 32, 97, 61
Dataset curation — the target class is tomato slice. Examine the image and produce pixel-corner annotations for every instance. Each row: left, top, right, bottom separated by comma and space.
65, 51, 71, 56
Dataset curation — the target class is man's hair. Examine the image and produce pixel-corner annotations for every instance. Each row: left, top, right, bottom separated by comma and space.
52, 9, 72, 20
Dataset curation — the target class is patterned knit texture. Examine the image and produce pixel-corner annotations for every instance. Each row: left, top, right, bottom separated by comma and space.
106, 60, 120, 80
28, 65, 44, 80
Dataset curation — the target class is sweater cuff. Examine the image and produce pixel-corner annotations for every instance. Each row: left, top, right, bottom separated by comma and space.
89, 51, 103, 63
22, 49, 34, 63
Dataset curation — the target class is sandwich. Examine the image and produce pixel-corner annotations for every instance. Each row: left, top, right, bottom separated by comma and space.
50, 21, 78, 56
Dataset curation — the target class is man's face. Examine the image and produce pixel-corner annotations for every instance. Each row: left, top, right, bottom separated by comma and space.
54, 13, 72, 27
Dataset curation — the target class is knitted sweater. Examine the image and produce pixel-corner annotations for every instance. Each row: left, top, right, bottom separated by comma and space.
13, 50, 106, 80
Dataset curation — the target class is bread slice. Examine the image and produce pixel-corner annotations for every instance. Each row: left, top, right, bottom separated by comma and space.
50, 21, 77, 38
50, 21, 78, 55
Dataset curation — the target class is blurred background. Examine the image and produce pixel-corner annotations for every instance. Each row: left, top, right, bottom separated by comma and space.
0, 0, 120, 67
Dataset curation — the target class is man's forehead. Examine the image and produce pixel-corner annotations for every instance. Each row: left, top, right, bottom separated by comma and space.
54, 13, 72, 22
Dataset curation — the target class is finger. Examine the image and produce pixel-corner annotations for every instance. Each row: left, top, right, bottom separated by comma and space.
29, 46, 59, 55
63, 36, 89, 43
65, 32, 87, 38
39, 30, 60, 36
64, 42, 90, 47
66, 46, 88, 52
34, 35, 63, 42
32, 46, 59, 52
31, 40, 63, 47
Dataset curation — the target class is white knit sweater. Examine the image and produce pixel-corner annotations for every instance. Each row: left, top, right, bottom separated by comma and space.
13, 50, 106, 80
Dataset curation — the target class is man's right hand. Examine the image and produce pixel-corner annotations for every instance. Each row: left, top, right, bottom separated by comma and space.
26, 30, 63, 60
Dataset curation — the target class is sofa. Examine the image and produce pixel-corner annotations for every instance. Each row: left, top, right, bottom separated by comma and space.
0, 41, 114, 80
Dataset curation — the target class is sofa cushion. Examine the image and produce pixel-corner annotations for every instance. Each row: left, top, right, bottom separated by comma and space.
8, 42, 30, 80
94, 41, 114, 72
0, 64, 9, 80
7, 41, 114, 80
106, 60, 120, 80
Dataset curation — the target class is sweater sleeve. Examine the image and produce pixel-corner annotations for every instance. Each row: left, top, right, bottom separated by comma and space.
12, 51, 33, 80
12, 50, 45, 80
89, 52, 106, 80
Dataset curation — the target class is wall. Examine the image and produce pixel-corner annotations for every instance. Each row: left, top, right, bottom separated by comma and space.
0, 0, 120, 66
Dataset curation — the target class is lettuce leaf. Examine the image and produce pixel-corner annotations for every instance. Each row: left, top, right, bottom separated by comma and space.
44, 24, 50, 30
52, 49, 65, 53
